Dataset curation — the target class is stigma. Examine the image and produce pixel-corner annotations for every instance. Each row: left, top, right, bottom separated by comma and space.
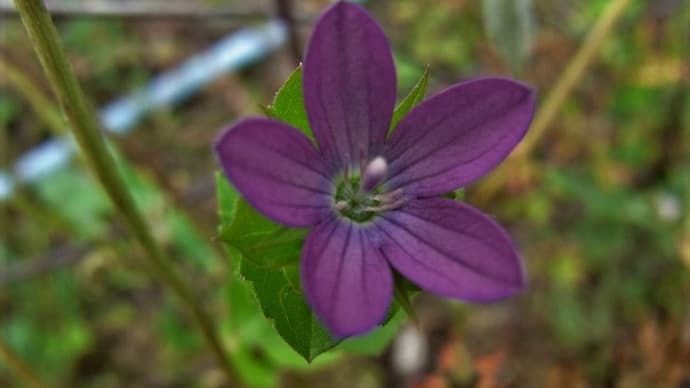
333, 156, 405, 223
360, 156, 388, 192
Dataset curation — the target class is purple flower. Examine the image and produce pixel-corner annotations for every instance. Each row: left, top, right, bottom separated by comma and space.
215, 2, 536, 338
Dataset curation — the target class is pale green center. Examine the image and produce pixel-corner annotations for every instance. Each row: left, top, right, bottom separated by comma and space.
333, 174, 383, 223
332, 157, 405, 223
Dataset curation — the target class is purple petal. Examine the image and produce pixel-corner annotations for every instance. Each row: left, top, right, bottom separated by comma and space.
215, 118, 331, 227
303, 2, 396, 167
376, 198, 524, 302
383, 78, 536, 196
301, 218, 393, 337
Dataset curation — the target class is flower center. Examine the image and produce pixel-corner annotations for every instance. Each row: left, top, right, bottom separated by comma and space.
332, 157, 404, 223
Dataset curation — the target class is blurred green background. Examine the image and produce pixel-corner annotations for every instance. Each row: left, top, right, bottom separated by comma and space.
1, 0, 690, 387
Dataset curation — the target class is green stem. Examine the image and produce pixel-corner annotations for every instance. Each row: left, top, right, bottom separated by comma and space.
2, 54, 223, 260
0, 337, 47, 388
513, 0, 631, 159
473, 0, 631, 203
13, 1, 241, 385
0, 58, 66, 135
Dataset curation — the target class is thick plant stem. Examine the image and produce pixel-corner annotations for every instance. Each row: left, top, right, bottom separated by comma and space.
513, 0, 631, 159
13, 1, 241, 385
0, 338, 47, 388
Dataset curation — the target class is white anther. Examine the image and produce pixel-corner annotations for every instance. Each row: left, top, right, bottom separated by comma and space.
367, 156, 387, 176
361, 156, 388, 192
363, 197, 405, 213
374, 188, 404, 203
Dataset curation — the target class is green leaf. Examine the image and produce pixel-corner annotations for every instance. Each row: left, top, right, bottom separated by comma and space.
393, 272, 419, 325
217, 173, 306, 269
224, 199, 307, 269
230, 345, 278, 388
223, 252, 341, 370
266, 65, 313, 139
240, 259, 340, 362
442, 188, 465, 202
338, 309, 405, 355
216, 170, 239, 226
389, 67, 430, 137
482, 0, 534, 73
216, 174, 338, 361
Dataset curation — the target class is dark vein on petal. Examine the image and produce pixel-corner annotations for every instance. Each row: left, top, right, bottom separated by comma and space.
308, 219, 340, 280
339, 89, 354, 165
316, 87, 344, 168
395, 205, 504, 252
384, 102, 460, 163
375, 222, 458, 285
379, 214, 511, 285
385, 91, 524, 169
255, 140, 330, 181
236, 166, 331, 195
333, 8, 354, 165
386, 121, 504, 185
261, 199, 330, 209
329, 222, 352, 318
365, 70, 374, 154
387, 141, 497, 191
358, 229, 370, 309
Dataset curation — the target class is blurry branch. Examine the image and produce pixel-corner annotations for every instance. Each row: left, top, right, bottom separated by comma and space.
474, 0, 632, 201
2, 43, 228, 328
3, 53, 227, 259
0, 57, 66, 135
512, 0, 631, 160
275, 0, 302, 65
0, 0, 311, 21
0, 338, 46, 388
0, 54, 217, 239
14, 1, 242, 386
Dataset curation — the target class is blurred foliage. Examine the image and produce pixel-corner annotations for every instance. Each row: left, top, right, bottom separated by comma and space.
481, 0, 534, 73
2, 0, 690, 387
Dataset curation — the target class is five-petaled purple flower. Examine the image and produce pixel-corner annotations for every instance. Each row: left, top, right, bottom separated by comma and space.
215, 2, 536, 338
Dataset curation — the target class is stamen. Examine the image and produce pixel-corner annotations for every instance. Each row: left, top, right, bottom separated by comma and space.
363, 197, 405, 213
360, 156, 388, 192
333, 157, 402, 222
373, 188, 404, 203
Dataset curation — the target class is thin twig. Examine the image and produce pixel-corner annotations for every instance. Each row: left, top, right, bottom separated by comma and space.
0, 338, 47, 388
0, 57, 225, 283
512, 0, 632, 160
0, 54, 221, 246
13, 1, 242, 385
0, 57, 66, 135
275, 0, 302, 65
473, 0, 632, 201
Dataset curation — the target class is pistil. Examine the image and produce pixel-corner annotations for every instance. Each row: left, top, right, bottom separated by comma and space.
333, 157, 405, 223
360, 156, 387, 193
